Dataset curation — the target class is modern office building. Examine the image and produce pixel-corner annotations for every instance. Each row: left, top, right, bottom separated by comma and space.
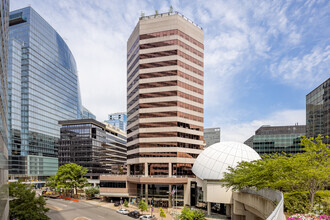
0, 0, 9, 219
58, 119, 127, 179
100, 11, 204, 207
8, 7, 82, 180
244, 125, 306, 155
306, 78, 330, 144
105, 112, 127, 131
82, 106, 96, 120
204, 127, 220, 147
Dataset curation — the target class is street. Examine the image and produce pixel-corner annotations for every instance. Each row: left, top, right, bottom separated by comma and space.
46, 198, 131, 220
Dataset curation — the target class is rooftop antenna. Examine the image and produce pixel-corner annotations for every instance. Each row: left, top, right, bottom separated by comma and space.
169, 5, 173, 13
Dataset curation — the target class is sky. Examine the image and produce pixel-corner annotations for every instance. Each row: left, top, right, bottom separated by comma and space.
11, 0, 330, 142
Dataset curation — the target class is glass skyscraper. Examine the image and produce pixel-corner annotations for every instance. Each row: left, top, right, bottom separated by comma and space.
0, 0, 9, 219
306, 78, 330, 144
8, 7, 82, 180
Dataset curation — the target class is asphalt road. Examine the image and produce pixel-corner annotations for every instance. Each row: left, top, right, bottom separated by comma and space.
46, 198, 131, 220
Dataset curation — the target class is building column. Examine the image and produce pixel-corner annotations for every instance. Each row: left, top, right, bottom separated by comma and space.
183, 180, 191, 206
145, 184, 148, 204
144, 163, 148, 177
169, 184, 172, 208
127, 164, 131, 175
207, 202, 211, 216
226, 204, 231, 217
168, 163, 172, 177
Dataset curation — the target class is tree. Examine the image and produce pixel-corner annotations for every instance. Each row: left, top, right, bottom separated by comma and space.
221, 135, 330, 212
292, 135, 330, 210
160, 207, 166, 219
138, 200, 148, 214
45, 175, 58, 190
55, 163, 89, 195
9, 181, 50, 220
155, 10, 159, 15
85, 187, 99, 199
179, 206, 205, 220
124, 199, 129, 208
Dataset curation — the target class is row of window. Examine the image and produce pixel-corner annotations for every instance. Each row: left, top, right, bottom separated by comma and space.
139, 29, 203, 49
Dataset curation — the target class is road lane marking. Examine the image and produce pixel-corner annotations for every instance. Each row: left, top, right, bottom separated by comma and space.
45, 204, 62, 211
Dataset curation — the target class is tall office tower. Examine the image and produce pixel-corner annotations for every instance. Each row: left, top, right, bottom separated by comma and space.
58, 119, 127, 181
244, 125, 306, 155
8, 7, 82, 181
204, 127, 220, 147
105, 112, 127, 131
0, 0, 9, 219
306, 78, 330, 144
117, 11, 204, 207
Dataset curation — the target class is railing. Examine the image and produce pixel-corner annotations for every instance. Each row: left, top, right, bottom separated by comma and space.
140, 11, 203, 30
239, 188, 285, 220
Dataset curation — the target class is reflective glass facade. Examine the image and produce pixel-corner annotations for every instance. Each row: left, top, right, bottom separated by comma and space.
0, 0, 9, 219
204, 127, 220, 148
105, 112, 127, 131
8, 7, 82, 179
306, 78, 330, 144
244, 125, 306, 155
58, 119, 127, 177
82, 106, 96, 120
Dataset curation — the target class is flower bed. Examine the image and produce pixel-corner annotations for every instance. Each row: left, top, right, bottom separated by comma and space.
288, 214, 329, 220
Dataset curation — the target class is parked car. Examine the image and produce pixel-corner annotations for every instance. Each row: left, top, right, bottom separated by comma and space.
128, 210, 140, 218
117, 209, 129, 215
114, 201, 121, 207
139, 215, 156, 220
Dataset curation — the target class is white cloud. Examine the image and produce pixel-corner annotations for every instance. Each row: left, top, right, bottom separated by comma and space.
270, 46, 330, 88
218, 109, 306, 142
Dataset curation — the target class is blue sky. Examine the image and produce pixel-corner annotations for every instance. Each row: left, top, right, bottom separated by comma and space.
11, 0, 330, 142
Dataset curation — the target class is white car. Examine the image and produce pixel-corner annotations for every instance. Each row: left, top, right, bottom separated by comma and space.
140, 215, 156, 220
116, 209, 129, 215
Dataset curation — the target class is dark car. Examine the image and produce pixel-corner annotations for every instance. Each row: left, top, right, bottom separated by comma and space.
114, 201, 121, 207
128, 210, 140, 218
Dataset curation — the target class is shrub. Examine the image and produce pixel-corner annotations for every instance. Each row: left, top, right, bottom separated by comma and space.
85, 187, 99, 199
124, 199, 129, 208
179, 206, 205, 220
284, 191, 330, 214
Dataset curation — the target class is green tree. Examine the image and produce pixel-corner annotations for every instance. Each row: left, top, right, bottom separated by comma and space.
179, 206, 205, 220
138, 200, 148, 214
292, 135, 330, 209
221, 135, 330, 212
85, 187, 99, 199
45, 175, 58, 190
160, 207, 166, 219
9, 181, 50, 220
55, 163, 89, 195
155, 10, 159, 15
124, 199, 129, 208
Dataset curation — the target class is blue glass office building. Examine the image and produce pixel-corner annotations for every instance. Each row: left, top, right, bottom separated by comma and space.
0, 0, 9, 219
104, 112, 127, 131
8, 7, 82, 180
